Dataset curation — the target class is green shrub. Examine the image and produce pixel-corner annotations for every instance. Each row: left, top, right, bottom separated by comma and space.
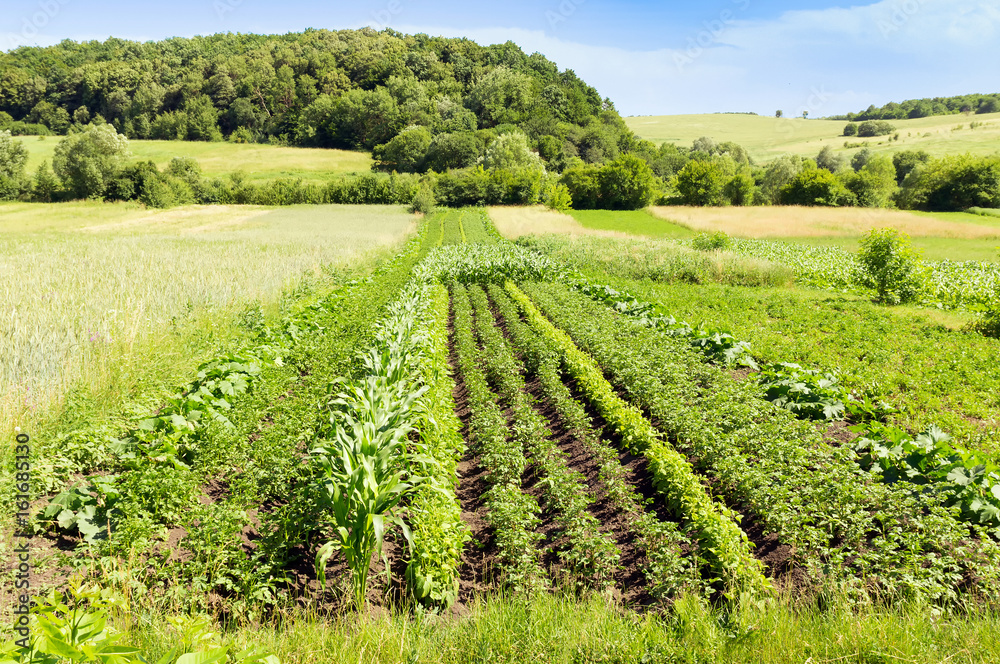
410, 183, 436, 215
691, 231, 731, 251
853, 228, 924, 305
857, 120, 896, 137
544, 182, 573, 212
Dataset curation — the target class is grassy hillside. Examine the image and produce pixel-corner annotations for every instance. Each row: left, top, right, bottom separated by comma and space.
625, 112, 1000, 162
21, 138, 373, 182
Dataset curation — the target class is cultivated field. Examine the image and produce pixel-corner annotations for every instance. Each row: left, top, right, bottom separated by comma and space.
6, 209, 1000, 663
21, 138, 373, 182
625, 111, 1000, 162
0, 203, 414, 436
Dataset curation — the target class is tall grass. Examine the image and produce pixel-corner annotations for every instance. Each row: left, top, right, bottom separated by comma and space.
119, 591, 1000, 663
518, 234, 793, 287
0, 203, 415, 442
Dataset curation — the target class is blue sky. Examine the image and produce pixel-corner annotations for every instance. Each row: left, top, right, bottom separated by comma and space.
2, 0, 999, 117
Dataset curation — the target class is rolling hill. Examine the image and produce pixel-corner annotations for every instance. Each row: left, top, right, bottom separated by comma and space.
625, 111, 1000, 162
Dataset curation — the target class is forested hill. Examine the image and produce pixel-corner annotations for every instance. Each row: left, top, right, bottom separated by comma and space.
0, 29, 635, 164
833, 92, 1000, 121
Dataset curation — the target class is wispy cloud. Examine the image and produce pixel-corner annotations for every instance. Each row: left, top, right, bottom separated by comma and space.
395, 0, 1000, 116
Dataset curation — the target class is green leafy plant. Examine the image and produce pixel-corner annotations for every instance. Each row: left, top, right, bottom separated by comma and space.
853, 228, 925, 305
1, 582, 141, 664
854, 423, 1000, 527
757, 363, 848, 421
691, 231, 732, 251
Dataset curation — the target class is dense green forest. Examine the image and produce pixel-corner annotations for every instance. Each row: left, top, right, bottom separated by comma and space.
0, 30, 997, 212
0, 29, 641, 169
831, 92, 1000, 121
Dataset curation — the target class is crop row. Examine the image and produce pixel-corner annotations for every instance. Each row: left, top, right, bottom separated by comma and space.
450, 282, 546, 592
521, 281, 1000, 602
468, 284, 620, 592
572, 276, 1000, 530
487, 283, 705, 599
506, 283, 768, 598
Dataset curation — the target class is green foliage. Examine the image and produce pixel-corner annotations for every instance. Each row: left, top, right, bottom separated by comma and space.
898, 153, 1000, 211
815, 145, 844, 173
596, 153, 657, 210
559, 163, 601, 209
409, 183, 436, 215
853, 228, 925, 305
480, 130, 543, 172
843, 122, 858, 136
855, 424, 1000, 527
857, 120, 896, 137
691, 231, 731, 251
844, 155, 898, 208
373, 126, 432, 173
544, 182, 573, 212
757, 362, 848, 420
675, 160, 728, 206
779, 167, 857, 206
52, 124, 130, 199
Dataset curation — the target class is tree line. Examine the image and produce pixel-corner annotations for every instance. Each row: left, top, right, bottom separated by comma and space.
0, 29, 639, 169
830, 93, 1000, 122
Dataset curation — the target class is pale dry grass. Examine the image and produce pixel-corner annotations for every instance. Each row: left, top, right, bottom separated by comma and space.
488, 205, 628, 239
79, 205, 272, 234
649, 206, 1000, 239
0, 203, 415, 437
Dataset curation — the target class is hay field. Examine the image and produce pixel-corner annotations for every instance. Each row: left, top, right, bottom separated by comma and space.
0, 203, 415, 433
488, 206, 628, 239
648, 206, 1000, 240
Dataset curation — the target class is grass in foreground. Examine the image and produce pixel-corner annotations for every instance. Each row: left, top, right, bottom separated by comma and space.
22, 137, 373, 182
116, 592, 1000, 664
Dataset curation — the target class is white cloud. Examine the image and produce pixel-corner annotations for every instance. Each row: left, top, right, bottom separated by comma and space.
394, 0, 1000, 116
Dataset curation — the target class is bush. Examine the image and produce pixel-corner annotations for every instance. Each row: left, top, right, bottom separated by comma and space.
409, 184, 436, 215
857, 120, 896, 137
544, 182, 573, 212
52, 124, 130, 199
853, 228, 924, 305
596, 153, 657, 210
843, 122, 858, 136
691, 231, 731, 251
676, 160, 728, 206
779, 167, 856, 207
559, 163, 601, 209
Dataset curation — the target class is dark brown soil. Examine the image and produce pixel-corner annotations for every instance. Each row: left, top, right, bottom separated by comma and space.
447, 299, 502, 608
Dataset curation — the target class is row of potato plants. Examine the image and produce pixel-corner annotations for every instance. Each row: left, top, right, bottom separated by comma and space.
450, 282, 547, 592
572, 276, 1000, 531
468, 284, 621, 593
505, 283, 769, 599
486, 283, 706, 600
521, 281, 1000, 603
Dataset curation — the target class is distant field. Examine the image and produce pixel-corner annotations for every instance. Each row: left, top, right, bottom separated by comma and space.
625, 112, 1000, 162
21, 137, 373, 182
647, 206, 1000, 262
0, 202, 414, 433
490, 204, 1000, 263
